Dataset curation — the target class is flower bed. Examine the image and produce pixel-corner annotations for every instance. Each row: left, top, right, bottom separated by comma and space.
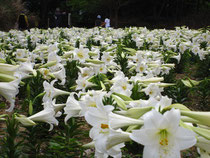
0, 26, 209, 157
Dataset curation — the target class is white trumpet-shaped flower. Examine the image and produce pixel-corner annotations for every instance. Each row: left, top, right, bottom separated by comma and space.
43, 80, 70, 102
0, 63, 19, 75
52, 66, 66, 85
76, 76, 94, 92
0, 79, 20, 112
78, 67, 94, 78
28, 105, 58, 131
110, 77, 133, 97
143, 83, 163, 98
130, 109, 196, 158
73, 47, 89, 63
14, 61, 36, 79
85, 101, 124, 157
64, 93, 82, 124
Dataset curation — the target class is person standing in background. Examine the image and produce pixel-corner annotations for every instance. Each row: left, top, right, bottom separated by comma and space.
95, 15, 102, 27
54, 8, 62, 27
17, 11, 29, 30
104, 16, 110, 28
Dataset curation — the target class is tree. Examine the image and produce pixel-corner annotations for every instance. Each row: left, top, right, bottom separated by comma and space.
0, 0, 24, 31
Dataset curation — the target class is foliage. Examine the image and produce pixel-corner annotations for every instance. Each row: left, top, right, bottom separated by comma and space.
0, 114, 23, 158
0, 0, 24, 31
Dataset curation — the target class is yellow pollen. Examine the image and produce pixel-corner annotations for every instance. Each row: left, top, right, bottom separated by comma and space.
82, 73, 88, 77
101, 124, 109, 129
159, 129, 168, 146
88, 102, 96, 107
122, 85, 127, 90
44, 69, 49, 75
106, 58, 111, 62
48, 91, 51, 97
100, 67, 103, 71
78, 52, 84, 58
140, 66, 144, 72
82, 83, 86, 87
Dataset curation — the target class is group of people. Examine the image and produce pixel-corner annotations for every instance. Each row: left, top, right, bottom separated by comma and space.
95, 15, 110, 28
17, 12, 110, 30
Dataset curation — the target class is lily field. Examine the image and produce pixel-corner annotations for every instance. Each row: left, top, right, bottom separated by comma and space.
0, 26, 210, 158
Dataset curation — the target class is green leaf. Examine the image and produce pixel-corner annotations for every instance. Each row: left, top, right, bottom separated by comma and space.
100, 81, 106, 90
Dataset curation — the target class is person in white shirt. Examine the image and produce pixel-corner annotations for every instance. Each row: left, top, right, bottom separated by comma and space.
104, 17, 110, 28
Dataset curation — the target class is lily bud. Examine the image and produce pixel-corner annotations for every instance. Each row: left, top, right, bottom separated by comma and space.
162, 63, 175, 68
82, 141, 95, 149
15, 114, 36, 126
107, 130, 131, 150
0, 73, 16, 82
137, 77, 164, 83
109, 112, 143, 130
196, 136, 210, 153
0, 63, 19, 75
112, 95, 127, 110
125, 106, 153, 119
181, 111, 210, 127
85, 59, 104, 64
39, 60, 57, 68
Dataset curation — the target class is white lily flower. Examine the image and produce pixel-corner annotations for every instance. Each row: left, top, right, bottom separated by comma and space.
52, 66, 66, 85
129, 97, 158, 108
14, 49, 27, 59
85, 104, 124, 158
136, 62, 148, 73
28, 105, 58, 131
0, 63, 19, 75
64, 93, 82, 124
111, 77, 133, 97
101, 52, 114, 65
196, 136, 210, 154
130, 109, 196, 158
73, 47, 89, 63
76, 76, 94, 92
48, 51, 62, 72
94, 64, 107, 74
172, 53, 181, 63
106, 129, 131, 150
157, 95, 172, 111
109, 112, 143, 130
112, 71, 125, 82
48, 43, 59, 54
43, 80, 70, 102
0, 79, 20, 112
78, 67, 94, 78
143, 83, 163, 98
14, 61, 36, 79
43, 99, 65, 115
38, 68, 53, 80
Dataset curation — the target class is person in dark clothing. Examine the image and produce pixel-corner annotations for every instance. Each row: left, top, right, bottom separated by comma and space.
95, 15, 102, 27
54, 8, 62, 27
18, 12, 29, 30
